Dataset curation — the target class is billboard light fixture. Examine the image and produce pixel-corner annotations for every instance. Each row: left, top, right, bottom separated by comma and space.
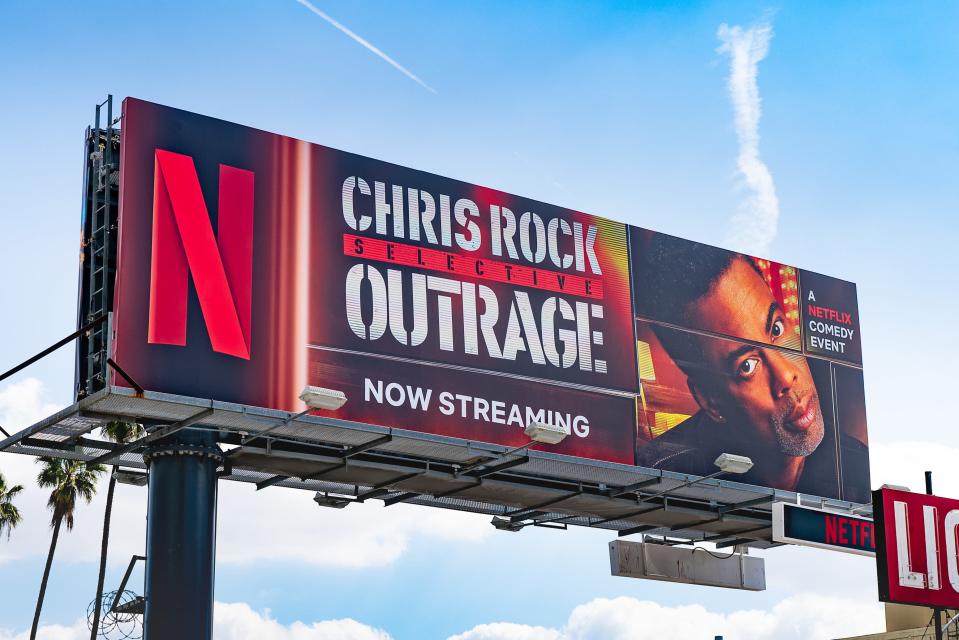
457, 421, 567, 476
880, 484, 911, 492
313, 492, 354, 509
299, 386, 348, 411
114, 468, 148, 487
240, 385, 347, 450
637, 453, 754, 505
523, 421, 568, 445
713, 453, 754, 475
491, 516, 525, 532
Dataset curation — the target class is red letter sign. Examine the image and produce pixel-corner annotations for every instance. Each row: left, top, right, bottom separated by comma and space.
148, 149, 254, 359
874, 487, 959, 608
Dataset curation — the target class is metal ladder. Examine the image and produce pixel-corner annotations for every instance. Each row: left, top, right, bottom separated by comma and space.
77, 95, 120, 399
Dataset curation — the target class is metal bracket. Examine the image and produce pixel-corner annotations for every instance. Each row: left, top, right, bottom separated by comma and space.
356, 471, 425, 502
608, 477, 662, 498
507, 487, 583, 522
254, 434, 392, 490
88, 407, 214, 466
463, 455, 529, 479
382, 491, 419, 506
618, 523, 660, 537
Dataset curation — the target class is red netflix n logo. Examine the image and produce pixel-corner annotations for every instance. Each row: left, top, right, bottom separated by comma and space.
148, 149, 254, 359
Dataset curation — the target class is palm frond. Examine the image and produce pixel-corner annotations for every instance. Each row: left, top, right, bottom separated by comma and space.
101, 420, 145, 445
35, 457, 104, 529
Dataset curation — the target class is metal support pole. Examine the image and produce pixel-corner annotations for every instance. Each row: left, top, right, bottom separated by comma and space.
143, 429, 222, 640
927, 470, 943, 640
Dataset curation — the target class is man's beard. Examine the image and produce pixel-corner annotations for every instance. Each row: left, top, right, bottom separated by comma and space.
771, 394, 825, 457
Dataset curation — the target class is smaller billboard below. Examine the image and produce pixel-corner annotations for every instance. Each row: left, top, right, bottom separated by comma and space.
772, 503, 875, 556
874, 488, 959, 609
609, 540, 765, 591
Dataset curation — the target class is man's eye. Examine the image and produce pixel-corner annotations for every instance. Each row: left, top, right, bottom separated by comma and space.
771, 319, 785, 339
738, 358, 760, 378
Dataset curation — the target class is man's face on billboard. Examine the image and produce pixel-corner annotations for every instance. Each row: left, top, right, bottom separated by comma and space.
685, 258, 825, 458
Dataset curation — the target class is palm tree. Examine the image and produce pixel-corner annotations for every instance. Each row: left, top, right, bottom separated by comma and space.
31, 457, 104, 640
0, 471, 24, 539
90, 420, 144, 640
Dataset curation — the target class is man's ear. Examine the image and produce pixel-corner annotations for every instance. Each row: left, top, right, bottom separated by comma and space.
687, 377, 726, 423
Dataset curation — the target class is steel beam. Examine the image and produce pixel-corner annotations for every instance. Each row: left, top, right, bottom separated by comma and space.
356, 472, 424, 501
382, 492, 419, 506
591, 504, 664, 526
254, 435, 392, 490
433, 481, 482, 499
88, 407, 214, 466
608, 477, 662, 498
508, 489, 583, 522
464, 455, 529, 478
618, 523, 660, 537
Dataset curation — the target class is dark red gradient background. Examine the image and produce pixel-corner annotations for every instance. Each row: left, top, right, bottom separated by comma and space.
307, 348, 636, 464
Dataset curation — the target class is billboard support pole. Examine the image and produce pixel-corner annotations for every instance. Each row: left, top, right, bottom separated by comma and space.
926, 470, 943, 640
143, 429, 222, 640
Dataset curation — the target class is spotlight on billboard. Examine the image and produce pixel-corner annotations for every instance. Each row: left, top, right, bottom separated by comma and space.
491, 516, 525, 532
714, 453, 754, 475
313, 493, 353, 509
524, 421, 568, 445
879, 484, 911, 492
114, 469, 149, 487
299, 386, 348, 411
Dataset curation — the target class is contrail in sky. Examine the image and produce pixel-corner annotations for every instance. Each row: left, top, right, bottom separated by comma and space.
295, 0, 436, 93
717, 20, 778, 256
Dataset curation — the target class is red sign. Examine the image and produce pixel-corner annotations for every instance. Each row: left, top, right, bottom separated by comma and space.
874, 488, 959, 608
148, 149, 254, 359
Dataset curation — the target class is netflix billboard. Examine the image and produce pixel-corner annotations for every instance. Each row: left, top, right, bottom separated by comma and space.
106, 98, 869, 497
874, 488, 959, 608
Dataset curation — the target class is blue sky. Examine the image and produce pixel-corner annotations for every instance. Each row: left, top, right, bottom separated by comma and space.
1, 1, 959, 638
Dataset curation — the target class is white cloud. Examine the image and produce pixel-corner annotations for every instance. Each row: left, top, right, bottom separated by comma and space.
215, 482, 490, 568
0, 378, 491, 568
0, 594, 883, 640
0, 602, 393, 640
717, 20, 779, 257
870, 440, 959, 495
214, 602, 392, 640
448, 623, 560, 640
0, 377, 61, 435
0, 619, 88, 640
450, 594, 882, 640
0, 378, 144, 566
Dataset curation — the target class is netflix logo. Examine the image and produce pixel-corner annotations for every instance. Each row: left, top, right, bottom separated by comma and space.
773, 503, 875, 556
825, 513, 875, 550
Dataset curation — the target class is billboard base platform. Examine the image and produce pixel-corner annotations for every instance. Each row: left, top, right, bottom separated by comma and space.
0, 386, 870, 547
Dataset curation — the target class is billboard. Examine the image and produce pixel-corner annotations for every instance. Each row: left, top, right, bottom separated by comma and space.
107, 98, 868, 499
772, 503, 875, 556
874, 488, 959, 608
